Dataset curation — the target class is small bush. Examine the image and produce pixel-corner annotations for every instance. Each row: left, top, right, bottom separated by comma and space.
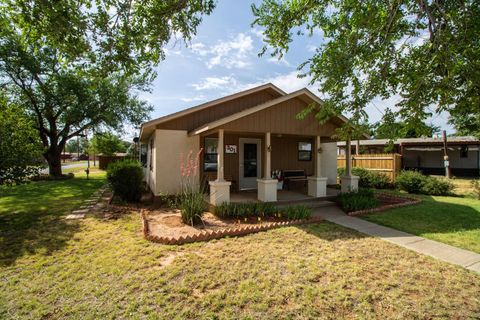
106, 159, 144, 202
280, 205, 312, 220
180, 190, 205, 225
213, 202, 312, 221
214, 202, 277, 219
336, 188, 379, 213
396, 170, 454, 196
395, 170, 427, 194
338, 167, 392, 189
420, 177, 454, 196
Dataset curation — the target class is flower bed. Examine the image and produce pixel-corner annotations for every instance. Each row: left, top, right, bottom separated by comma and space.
141, 209, 323, 245
347, 192, 421, 216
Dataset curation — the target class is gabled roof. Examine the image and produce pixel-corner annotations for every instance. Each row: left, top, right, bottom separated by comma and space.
139, 83, 286, 141
190, 88, 364, 137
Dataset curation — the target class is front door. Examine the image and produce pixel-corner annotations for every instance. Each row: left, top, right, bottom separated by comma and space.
239, 138, 262, 190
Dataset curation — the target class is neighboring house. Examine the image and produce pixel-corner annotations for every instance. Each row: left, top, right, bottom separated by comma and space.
139, 83, 362, 204
338, 136, 480, 177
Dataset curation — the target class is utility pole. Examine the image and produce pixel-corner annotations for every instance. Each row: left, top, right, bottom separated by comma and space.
443, 130, 451, 178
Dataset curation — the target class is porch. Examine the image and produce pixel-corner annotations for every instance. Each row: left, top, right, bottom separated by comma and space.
202, 129, 340, 205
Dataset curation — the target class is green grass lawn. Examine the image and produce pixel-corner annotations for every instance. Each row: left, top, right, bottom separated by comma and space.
364, 194, 480, 254
1, 179, 480, 318
0, 172, 105, 266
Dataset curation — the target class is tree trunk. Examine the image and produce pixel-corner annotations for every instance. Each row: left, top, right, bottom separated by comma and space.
44, 148, 63, 177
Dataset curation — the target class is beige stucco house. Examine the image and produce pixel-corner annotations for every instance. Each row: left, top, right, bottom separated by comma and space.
139, 83, 359, 205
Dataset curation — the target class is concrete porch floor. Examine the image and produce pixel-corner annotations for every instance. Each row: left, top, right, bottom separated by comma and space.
230, 188, 339, 204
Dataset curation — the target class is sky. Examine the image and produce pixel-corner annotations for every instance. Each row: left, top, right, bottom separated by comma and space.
129, 0, 452, 140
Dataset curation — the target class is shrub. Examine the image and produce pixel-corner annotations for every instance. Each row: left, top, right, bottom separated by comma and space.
214, 202, 277, 219
336, 188, 379, 213
280, 205, 312, 220
396, 170, 454, 196
338, 167, 392, 189
420, 177, 454, 196
395, 170, 427, 194
106, 159, 144, 202
179, 190, 205, 225
213, 202, 312, 221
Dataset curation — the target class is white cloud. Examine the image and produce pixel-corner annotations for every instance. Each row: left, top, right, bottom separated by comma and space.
190, 43, 208, 56
250, 28, 264, 40
191, 76, 238, 91
267, 56, 292, 67
163, 48, 182, 57
241, 71, 314, 94
191, 33, 254, 69
306, 44, 317, 53
180, 95, 207, 103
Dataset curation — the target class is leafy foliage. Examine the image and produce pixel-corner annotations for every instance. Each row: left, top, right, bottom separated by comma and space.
213, 202, 312, 221
373, 108, 439, 148
252, 1, 480, 137
106, 159, 144, 202
338, 167, 392, 189
90, 132, 129, 156
280, 205, 312, 220
179, 190, 205, 226
336, 189, 379, 213
395, 170, 454, 196
0, 0, 215, 176
419, 177, 454, 196
0, 96, 43, 185
395, 170, 427, 194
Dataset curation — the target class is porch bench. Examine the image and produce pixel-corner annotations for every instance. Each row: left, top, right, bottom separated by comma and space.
283, 169, 308, 190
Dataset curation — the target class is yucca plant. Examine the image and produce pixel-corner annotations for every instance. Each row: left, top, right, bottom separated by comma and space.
179, 188, 205, 225
179, 149, 206, 225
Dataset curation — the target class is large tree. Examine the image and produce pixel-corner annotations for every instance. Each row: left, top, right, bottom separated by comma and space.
253, 0, 480, 136
0, 0, 215, 176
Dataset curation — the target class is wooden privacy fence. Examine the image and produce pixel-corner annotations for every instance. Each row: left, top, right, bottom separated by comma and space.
337, 153, 402, 181
98, 155, 128, 170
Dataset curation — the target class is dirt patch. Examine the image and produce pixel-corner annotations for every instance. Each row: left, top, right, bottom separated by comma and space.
142, 206, 325, 245
146, 209, 289, 239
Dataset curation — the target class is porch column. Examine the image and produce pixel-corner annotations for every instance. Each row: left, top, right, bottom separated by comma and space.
209, 129, 231, 205
257, 132, 277, 202
265, 132, 271, 179
308, 136, 328, 197
341, 137, 359, 192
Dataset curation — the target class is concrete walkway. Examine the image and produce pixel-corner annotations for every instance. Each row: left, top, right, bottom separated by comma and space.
314, 206, 480, 274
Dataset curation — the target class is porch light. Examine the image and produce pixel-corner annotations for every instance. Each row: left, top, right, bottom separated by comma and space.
267, 145, 272, 152
317, 147, 323, 153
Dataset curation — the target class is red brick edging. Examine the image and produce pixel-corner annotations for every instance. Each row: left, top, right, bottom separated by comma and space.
141, 210, 323, 245
347, 193, 421, 216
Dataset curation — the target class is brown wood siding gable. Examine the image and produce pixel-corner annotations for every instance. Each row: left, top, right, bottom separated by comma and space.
157, 90, 279, 131
219, 98, 338, 137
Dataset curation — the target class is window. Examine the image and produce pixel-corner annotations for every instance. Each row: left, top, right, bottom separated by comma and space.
298, 141, 312, 161
460, 145, 469, 158
204, 137, 218, 172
